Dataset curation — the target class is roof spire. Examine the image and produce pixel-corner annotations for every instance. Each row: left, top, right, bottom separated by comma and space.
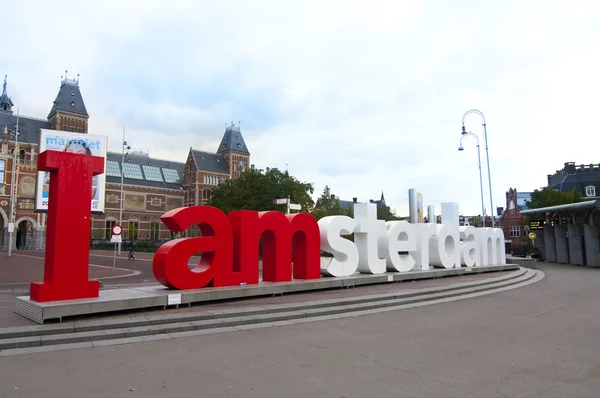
0, 75, 14, 113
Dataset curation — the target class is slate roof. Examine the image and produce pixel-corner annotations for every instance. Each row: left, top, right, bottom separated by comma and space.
549, 171, 600, 197
216, 123, 250, 155
105, 151, 185, 190
48, 79, 89, 118
0, 112, 51, 144
191, 149, 230, 174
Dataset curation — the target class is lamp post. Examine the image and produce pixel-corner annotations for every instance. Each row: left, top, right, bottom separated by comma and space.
462, 109, 495, 227
7, 107, 20, 257
458, 132, 486, 227
118, 127, 131, 255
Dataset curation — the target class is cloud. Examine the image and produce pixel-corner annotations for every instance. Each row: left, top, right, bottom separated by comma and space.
2, 0, 600, 217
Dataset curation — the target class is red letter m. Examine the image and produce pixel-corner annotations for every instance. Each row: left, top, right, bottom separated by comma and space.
227, 211, 321, 284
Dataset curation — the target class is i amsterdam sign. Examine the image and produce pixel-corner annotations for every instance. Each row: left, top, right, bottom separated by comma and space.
30, 150, 506, 302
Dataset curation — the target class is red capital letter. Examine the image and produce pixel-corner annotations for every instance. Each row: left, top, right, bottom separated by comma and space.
229, 210, 320, 283
30, 151, 105, 302
153, 206, 232, 289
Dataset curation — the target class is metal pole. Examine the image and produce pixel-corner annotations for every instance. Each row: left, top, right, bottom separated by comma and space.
7, 107, 19, 257
118, 127, 125, 255
475, 141, 486, 227
287, 195, 290, 215
482, 122, 495, 227
462, 109, 495, 228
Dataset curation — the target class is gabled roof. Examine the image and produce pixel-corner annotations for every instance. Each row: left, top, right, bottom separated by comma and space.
105, 151, 185, 190
191, 149, 230, 174
0, 113, 51, 144
48, 78, 89, 118
216, 122, 250, 155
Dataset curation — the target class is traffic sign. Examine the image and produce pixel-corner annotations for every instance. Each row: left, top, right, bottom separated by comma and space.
274, 198, 288, 205
111, 235, 122, 243
529, 232, 536, 240
112, 224, 123, 236
289, 204, 301, 210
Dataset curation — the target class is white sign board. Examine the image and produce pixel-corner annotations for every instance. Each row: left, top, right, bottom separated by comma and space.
289, 204, 301, 210
36, 129, 108, 213
274, 198, 288, 204
7, 223, 14, 233
110, 235, 122, 243
168, 294, 182, 305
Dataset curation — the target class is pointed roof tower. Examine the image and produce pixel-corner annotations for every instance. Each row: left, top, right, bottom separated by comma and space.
48, 71, 89, 119
216, 121, 250, 155
0, 75, 14, 113
380, 191, 386, 206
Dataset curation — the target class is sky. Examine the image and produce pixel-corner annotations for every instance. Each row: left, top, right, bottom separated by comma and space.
2, 0, 599, 217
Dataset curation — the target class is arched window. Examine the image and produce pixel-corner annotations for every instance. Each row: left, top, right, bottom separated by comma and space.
150, 217, 160, 240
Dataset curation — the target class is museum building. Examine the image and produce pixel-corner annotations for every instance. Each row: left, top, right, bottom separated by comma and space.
0, 74, 250, 250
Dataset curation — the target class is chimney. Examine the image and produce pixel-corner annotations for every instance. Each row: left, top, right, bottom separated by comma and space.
330, 194, 335, 200
266, 167, 270, 173
352, 197, 357, 203
251, 164, 255, 170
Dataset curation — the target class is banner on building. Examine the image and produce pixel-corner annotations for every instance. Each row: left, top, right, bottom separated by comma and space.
35, 129, 108, 213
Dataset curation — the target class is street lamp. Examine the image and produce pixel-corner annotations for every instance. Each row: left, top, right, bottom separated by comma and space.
458, 132, 486, 227
7, 107, 20, 257
461, 109, 495, 227
118, 127, 131, 255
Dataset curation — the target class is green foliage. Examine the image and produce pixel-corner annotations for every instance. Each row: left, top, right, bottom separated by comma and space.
377, 203, 400, 221
311, 185, 352, 220
525, 187, 581, 209
470, 215, 483, 227
208, 168, 315, 213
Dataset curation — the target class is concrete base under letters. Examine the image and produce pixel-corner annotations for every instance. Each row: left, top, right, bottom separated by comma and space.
15, 264, 518, 324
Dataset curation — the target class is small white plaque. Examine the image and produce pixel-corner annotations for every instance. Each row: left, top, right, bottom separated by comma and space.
387, 275, 394, 282
110, 235, 122, 243
168, 294, 182, 305
289, 204, 301, 210
8, 223, 14, 233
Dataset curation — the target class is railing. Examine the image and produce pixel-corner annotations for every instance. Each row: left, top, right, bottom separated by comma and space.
18, 160, 36, 167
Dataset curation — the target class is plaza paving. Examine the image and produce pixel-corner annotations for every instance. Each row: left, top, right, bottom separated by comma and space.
0, 262, 598, 397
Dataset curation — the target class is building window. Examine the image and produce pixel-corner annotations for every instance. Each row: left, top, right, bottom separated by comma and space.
150, 218, 160, 240
510, 226, 520, 237
128, 220, 139, 240
105, 220, 116, 239
0, 159, 5, 184
585, 185, 596, 197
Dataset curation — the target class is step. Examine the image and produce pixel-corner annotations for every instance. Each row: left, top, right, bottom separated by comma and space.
2, 268, 527, 339
0, 269, 540, 352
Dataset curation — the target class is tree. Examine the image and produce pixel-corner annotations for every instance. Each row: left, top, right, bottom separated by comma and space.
208, 168, 315, 214
377, 203, 400, 221
470, 215, 483, 227
311, 185, 352, 220
525, 187, 581, 209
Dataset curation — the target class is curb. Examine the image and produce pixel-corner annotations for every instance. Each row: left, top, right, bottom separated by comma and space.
0, 268, 543, 355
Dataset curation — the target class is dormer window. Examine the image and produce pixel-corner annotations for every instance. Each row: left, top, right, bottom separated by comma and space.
585, 185, 596, 197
